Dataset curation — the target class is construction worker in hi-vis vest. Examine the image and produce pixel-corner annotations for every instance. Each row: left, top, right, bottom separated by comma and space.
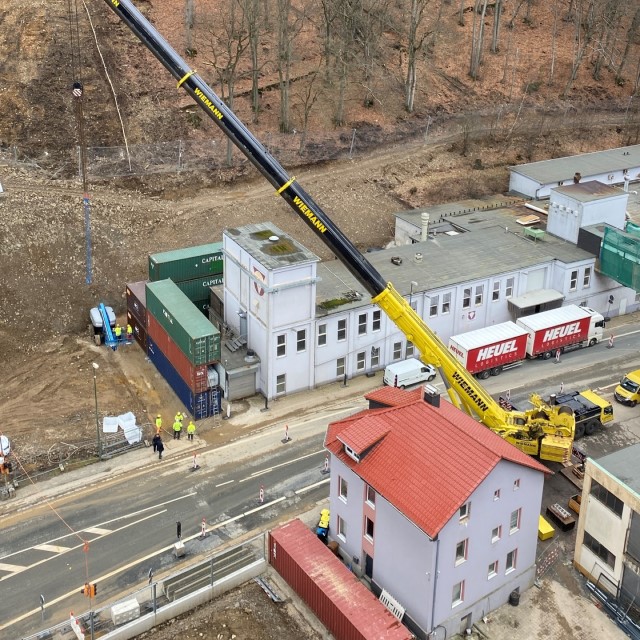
187, 421, 196, 441
155, 415, 162, 434
173, 418, 182, 440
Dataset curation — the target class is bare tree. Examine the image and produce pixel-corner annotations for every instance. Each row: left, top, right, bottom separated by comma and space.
617, 8, 640, 84
459, 0, 466, 26
246, 0, 263, 122
469, 0, 488, 80
490, 0, 503, 53
405, 0, 431, 112
185, 0, 196, 56
592, 1, 626, 81
294, 66, 322, 153
562, 0, 598, 98
549, 0, 561, 82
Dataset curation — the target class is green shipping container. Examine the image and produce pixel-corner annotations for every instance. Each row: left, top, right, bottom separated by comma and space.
175, 274, 224, 302
145, 280, 221, 365
149, 242, 223, 282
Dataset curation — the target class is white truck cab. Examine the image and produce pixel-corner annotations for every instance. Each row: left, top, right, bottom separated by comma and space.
383, 358, 436, 389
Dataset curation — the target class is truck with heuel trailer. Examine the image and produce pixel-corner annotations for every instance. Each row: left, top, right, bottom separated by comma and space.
448, 322, 528, 380
104, 0, 579, 462
516, 305, 605, 360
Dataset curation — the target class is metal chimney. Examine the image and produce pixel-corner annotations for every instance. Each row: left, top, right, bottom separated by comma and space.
423, 384, 440, 408
421, 212, 430, 241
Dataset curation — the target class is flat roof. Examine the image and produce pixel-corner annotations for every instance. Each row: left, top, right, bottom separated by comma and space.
225, 222, 319, 270
552, 180, 626, 203
508, 289, 565, 309
593, 443, 640, 497
508, 144, 640, 184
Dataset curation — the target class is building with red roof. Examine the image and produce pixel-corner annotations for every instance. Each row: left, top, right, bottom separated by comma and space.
324, 385, 550, 639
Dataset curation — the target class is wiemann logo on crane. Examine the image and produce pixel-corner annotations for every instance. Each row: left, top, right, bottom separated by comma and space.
542, 322, 581, 344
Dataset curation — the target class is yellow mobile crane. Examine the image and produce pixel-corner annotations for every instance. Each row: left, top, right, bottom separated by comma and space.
100, 0, 574, 462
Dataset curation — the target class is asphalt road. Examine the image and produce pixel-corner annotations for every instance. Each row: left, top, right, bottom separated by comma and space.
3, 321, 640, 637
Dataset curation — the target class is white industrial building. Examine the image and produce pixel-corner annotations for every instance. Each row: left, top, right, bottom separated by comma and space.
217, 191, 636, 399
509, 144, 640, 199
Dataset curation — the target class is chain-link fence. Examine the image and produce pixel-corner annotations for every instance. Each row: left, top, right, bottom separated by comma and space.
21, 532, 267, 640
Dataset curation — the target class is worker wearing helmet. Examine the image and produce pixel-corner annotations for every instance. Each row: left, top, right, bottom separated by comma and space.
173, 417, 182, 440
114, 324, 122, 340
155, 414, 162, 434
187, 421, 196, 441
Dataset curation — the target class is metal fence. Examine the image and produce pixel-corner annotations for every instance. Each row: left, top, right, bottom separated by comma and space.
21, 532, 267, 640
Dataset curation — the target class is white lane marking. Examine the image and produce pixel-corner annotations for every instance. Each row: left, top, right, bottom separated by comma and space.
295, 478, 330, 494
83, 527, 112, 536
242, 497, 286, 516
239, 449, 325, 483
0, 562, 25, 573
215, 480, 234, 488
33, 544, 70, 553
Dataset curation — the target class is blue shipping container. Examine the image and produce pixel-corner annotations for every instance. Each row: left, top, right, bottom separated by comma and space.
147, 336, 222, 421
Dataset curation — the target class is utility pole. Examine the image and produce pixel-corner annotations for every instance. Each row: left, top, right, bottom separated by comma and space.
92, 363, 102, 459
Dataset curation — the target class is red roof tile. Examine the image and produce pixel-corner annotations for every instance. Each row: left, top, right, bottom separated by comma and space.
326, 389, 550, 538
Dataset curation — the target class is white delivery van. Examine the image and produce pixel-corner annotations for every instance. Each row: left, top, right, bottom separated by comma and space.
383, 358, 436, 389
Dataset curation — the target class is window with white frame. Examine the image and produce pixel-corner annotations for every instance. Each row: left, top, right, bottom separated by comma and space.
337, 515, 347, 541
317, 324, 327, 346
339, 477, 348, 501
455, 539, 468, 565
366, 485, 376, 506
506, 549, 517, 573
276, 334, 286, 357
356, 351, 366, 371
372, 310, 381, 331
276, 374, 286, 394
488, 560, 498, 579
430, 295, 439, 317
510, 508, 521, 533
463, 287, 471, 309
296, 329, 306, 353
475, 285, 484, 306
459, 502, 470, 520
336, 357, 346, 377
492, 281, 500, 301
337, 319, 347, 341
406, 342, 415, 358
365, 517, 374, 540
506, 277, 514, 298
513, 478, 520, 491
570, 270, 578, 291
493, 489, 501, 501
371, 346, 380, 368
491, 525, 502, 543
583, 267, 591, 288
442, 292, 451, 314
393, 342, 402, 360
358, 313, 367, 335
452, 581, 464, 607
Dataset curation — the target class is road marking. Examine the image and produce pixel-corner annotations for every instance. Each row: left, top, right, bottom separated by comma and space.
83, 526, 112, 536
242, 496, 286, 516
295, 478, 330, 494
215, 480, 234, 487
239, 449, 325, 483
0, 562, 25, 573
33, 544, 70, 553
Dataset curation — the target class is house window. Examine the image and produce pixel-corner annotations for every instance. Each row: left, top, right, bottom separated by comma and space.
296, 329, 306, 353
570, 270, 578, 291
336, 357, 346, 377
317, 324, 327, 346
455, 539, 468, 565
488, 561, 498, 579
510, 508, 521, 533
590, 480, 624, 517
337, 319, 347, 341
276, 334, 286, 357
356, 351, 366, 371
475, 285, 484, 306
491, 526, 502, 543
337, 515, 347, 541
406, 342, 415, 358
365, 517, 375, 540
462, 287, 471, 309
429, 295, 439, 317
513, 478, 520, 490
459, 502, 470, 520
366, 485, 376, 506
372, 310, 381, 331
506, 549, 517, 573
452, 581, 464, 607
393, 342, 402, 360
583, 531, 616, 569
493, 489, 501, 501
358, 313, 367, 335
276, 374, 286, 394
410, 299, 418, 311
442, 292, 451, 314
492, 281, 500, 301
371, 347, 380, 368
583, 267, 591, 288
506, 277, 514, 298
339, 476, 348, 501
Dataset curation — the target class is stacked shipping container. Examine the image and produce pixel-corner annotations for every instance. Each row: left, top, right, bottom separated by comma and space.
125, 242, 225, 420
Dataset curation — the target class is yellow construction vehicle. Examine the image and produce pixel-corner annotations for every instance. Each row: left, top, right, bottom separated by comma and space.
101, 0, 575, 462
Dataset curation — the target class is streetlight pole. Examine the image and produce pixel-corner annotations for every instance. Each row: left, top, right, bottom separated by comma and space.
409, 281, 418, 308
92, 362, 102, 460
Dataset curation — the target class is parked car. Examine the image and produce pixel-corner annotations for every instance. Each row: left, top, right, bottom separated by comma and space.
383, 358, 436, 389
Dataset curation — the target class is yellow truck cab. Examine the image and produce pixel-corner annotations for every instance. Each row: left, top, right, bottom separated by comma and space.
580, 390, 614, 424
615, 370, 640, 406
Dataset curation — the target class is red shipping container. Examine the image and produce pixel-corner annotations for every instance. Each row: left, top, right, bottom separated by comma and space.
127, 311, 147, 353
147, 313, 209, 393
269, 519, 412, 640
126, 280, 148, 327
